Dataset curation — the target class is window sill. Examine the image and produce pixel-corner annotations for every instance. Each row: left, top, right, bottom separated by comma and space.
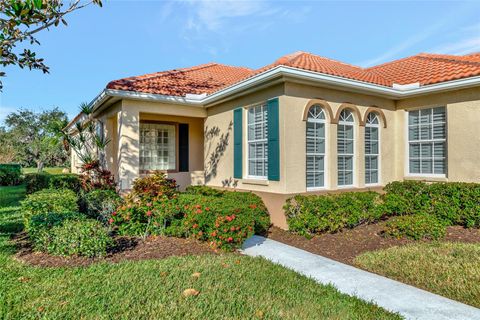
242, 178, 269, 186
404, 175, 448, 182
306, 187, 327, 192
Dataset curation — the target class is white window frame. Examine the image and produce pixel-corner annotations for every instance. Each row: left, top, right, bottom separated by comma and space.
365, 113, 381, 186
246, 104, 268, 180
337, 110, 355, 187
306, 105, 328, 191
139, 122, 176, 172
405, 106, 447, 178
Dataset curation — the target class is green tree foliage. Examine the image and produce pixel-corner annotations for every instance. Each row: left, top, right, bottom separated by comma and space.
0, 107, 69, 170
0, 0, 102, 90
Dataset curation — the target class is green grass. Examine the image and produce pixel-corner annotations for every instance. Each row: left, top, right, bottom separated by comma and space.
0, 185, 400, 320
22, 167, 67, 174
355, 242, 480, 308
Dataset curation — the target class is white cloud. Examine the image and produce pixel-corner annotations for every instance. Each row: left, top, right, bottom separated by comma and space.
359, 21, 447, 67
357, 4, 479, 67
431, 23, 480, 55
185, 0, 267, 31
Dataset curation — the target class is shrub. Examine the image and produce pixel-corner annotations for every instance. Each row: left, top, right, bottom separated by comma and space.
24, 172, 81, 194
24, 172, 51, 194
383, 181, 480, 227
111, 186, 270, 250
0, 163, 22, 186
48, 174, 82, 193
285, 192, 381, 237
44, 219, 112, 257
383, 214, 447, 240
185, 185, 225, 197
130, 171, 178, 202
83, 189, 122, 222
26, 212, 86, 251
21, 189, 79, 224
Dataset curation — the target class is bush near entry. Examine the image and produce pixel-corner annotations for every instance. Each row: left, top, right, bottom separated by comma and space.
111, 173, 270, 250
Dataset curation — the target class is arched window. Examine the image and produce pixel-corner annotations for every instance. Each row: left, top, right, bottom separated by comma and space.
306, 105, 326, 189
365, 113, 380, 184
337, 109, 354, 186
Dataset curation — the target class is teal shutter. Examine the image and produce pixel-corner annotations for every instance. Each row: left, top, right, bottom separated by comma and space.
233, 108, 243, 179
267, 98, 280, 181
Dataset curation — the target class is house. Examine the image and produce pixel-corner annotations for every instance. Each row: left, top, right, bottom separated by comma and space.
67, 51, 480, 228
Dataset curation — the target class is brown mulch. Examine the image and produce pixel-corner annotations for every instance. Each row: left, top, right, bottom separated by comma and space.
267, 220, 480, 265
13, 233, 218, 268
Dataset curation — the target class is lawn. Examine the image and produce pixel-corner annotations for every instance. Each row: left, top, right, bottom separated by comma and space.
355, 243, 480, 308
0, 185, 400, 320
22, 167, 67, 174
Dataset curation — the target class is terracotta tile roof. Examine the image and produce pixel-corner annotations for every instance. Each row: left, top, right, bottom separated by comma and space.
105, 52, 480, 97
107, 63, 253, 96
366, 53, 480, 85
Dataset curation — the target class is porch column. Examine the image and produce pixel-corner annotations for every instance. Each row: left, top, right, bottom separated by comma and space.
117, 108, 140, 190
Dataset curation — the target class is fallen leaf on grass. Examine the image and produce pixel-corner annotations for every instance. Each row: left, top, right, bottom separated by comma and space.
17, 276, 30, 283
255, 310, 264, 318
182, 288, 200, 297
160, 272, 168, 277
191, 272, 201, 278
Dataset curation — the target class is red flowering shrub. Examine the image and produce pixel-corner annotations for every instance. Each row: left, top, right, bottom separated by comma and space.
167, 190, 270, 250
111, 184, 270, 250
110, 172, 178, 236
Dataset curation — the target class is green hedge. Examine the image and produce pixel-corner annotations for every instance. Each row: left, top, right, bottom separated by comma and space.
285, 181, 480, 238
285, 192, 382, 237
383, 214, 447, 240
26, 212, 112, 258
21, 189, 79, 225
25, 172, 81, 194
0, 163, 22, 186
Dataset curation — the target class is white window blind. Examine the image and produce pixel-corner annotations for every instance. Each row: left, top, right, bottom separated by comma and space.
139, 123, 176, 171
408, 107, 446, 175
337, 110, 354, 186
247, 104, 268, 178
365, 113, 379, 184
306, 105, 326, 188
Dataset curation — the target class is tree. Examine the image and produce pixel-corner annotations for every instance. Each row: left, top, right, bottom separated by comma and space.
61, 103, 115, 190
0, 0, 102, 90
3, 107, 68, 170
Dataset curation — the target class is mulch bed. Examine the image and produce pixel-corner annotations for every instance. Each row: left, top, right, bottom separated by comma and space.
13, 233, 218, 268
267, 219, 480, 265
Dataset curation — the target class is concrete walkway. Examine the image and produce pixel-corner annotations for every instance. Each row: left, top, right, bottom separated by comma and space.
241, 236, 480, 320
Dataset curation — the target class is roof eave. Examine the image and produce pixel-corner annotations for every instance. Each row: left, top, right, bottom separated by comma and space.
67, 67, 480, 129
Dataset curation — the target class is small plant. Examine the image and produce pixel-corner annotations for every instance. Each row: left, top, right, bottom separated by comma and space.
112, 172, 178, 238
0, 163, 22, 186
82, 189, 122, 223
383, 214, 447, 240
46, 219, 113, 258
130, 171, 178, 202
21, 189, 79, 225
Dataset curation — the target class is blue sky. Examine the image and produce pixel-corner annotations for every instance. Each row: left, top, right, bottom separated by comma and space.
1, 0, 479, 122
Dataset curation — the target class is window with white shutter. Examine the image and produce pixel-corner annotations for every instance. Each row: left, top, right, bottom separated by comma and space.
408, 107, 446, 175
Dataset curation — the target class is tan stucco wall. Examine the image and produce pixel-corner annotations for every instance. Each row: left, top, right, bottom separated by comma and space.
94, 99, 206, 190
79, 82, 480, 228
397, 87, 480, 182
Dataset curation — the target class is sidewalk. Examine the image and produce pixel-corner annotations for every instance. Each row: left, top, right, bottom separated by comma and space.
242, 236, 480, 320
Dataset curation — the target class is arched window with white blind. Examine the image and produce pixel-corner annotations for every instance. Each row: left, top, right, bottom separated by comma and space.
365, 113, 380, 184
337, 109, 355, 186
306, 105, 326, 189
